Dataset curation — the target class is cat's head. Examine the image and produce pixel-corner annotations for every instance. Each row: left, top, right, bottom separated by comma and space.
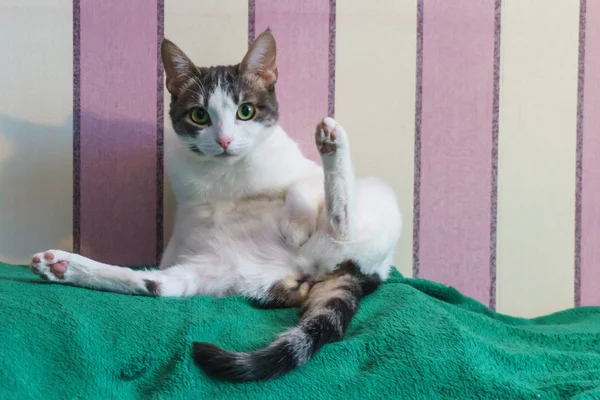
161, 30, 279, 163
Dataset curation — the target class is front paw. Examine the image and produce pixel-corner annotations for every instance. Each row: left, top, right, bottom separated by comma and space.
280, 213, 316, 248
30, 250, 72, 281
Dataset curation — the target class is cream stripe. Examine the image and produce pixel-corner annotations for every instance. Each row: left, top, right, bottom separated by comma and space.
162, 0, 248, 246
335, 0, 417, 276
0, 1, 73, 263
496, 0, 579, 317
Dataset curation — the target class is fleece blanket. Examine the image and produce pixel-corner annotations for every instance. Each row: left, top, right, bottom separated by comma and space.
1, 262, 600, 399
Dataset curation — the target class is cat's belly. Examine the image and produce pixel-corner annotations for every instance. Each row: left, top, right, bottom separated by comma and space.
169, 199, 311, 278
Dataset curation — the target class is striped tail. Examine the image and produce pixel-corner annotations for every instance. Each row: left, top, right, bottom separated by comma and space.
192, 261, 381, 381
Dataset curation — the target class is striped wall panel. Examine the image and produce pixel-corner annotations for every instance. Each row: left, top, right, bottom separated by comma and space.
2, 0, 599, 318
76, 0, 161, 265
496, 0, 580, 317
579, 0, 600, 307
335, 0, 416, 277
415, 0, 498, 306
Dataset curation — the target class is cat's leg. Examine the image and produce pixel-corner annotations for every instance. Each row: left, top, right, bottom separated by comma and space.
29, 250, 205, 297
320, 176, 401, 277
280, 176, 323, 247
228, 259, 316, 308
30, 250, 315, 303
308, 117, 402, 278
255, 275, 315, 308
315, 117, 355, 240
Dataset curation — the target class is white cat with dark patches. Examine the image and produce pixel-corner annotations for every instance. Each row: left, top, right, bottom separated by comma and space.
30, 30, 402, 381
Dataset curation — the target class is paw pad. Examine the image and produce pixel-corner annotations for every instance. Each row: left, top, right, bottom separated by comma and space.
315, 117, 349, 156
316, 119, 338, 155
30, 250, 69, 280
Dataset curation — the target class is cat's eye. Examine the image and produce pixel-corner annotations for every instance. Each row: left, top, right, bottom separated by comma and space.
236, 103, 255, 121
190, 107, 210, 125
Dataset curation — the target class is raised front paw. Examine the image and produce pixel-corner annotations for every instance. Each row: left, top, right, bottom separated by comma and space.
30, 250, 72, 281
315, 117, 348, 155
280, 211, 316, 248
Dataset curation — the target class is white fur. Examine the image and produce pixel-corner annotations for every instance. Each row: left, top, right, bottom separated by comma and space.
31, 113, 402, 301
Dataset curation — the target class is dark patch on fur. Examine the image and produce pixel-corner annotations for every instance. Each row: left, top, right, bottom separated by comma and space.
359, 274, 381, 296
322, 297, 356, 331
301, 314, 343, 356
144, 279, 160, 296
193, 342, 242, 380
333, 260, 381, 295
256, 275, 313, 309
336, 259, 361, 274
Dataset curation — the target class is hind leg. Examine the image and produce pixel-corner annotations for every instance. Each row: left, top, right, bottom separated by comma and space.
30, 250, 208, 297
308, 117, 402, 277
255, 275, 315, 308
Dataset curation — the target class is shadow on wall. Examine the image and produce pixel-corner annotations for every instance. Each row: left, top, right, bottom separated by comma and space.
0, 113, 73, 264
0, 112, 176, 265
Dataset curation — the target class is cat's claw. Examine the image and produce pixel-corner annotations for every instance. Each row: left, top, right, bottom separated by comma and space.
30, 250, 71, 281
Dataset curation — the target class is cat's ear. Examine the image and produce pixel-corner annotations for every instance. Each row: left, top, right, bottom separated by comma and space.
241, 29, 278, 86
161, 39, 197, 95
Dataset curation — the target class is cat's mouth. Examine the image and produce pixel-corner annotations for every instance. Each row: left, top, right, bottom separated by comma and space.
189, 146, 237, 159
215, 152, 237, 158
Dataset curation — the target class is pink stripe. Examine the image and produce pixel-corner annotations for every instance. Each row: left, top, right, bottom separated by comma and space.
79, 0, 158, 265
254, 0, 330, 161
418, 0, 496, 304
580, 1, 600, 306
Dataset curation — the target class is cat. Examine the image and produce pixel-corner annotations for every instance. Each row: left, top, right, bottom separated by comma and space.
29, 29, 402, 381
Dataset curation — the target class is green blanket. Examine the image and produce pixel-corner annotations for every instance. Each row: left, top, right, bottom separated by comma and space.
1, 262, 599, 399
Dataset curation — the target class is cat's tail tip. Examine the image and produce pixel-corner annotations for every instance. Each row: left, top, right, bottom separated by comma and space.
192, 340, 297, 382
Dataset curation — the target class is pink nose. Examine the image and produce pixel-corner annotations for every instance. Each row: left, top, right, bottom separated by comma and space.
216, 137, 232, 150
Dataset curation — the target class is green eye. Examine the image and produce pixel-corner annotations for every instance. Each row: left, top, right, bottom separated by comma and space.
237, 103, 255, 121
190, 107, 210, 125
